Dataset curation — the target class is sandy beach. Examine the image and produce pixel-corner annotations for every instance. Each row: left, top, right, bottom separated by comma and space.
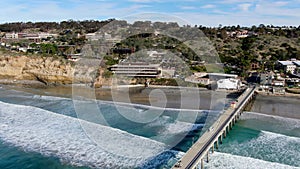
2, 82, 299, 119
1, 83, 241, 111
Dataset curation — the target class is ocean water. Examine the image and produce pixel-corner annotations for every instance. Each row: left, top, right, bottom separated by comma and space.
1, 86, 299, 169
0, 87, 217, 169
205, 112, 300, 169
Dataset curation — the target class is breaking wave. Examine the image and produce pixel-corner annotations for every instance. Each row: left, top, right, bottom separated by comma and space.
241, 112, 300, 138
204, 152, 300, 169
220, 130, 300, 167
0, 101, 180, 168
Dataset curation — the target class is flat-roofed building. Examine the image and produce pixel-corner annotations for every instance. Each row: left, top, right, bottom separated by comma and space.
278, 60, 297, 74
185, 76, 210, 85
217, 78, 241, 90
110, 62, 161, 78
207, 73, 238, 81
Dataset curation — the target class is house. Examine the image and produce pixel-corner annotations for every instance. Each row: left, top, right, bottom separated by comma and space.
67, 53, 82, 62
272, 80, 285, 87
217, 78, 241, 90
286, 78, 300, 87
251, 62, 260, 70
18, 47, 28, 52
147, 51, 166, 58
5, 32, 18, 39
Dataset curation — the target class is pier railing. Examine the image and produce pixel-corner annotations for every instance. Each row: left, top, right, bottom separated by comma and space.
173, 86, 256, 169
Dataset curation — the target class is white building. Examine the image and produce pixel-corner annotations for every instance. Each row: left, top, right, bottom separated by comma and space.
217, 78, 241, 90
273, 80, 285, 87
38, 33, 58, 39
5, 32, 18, 39
147, 51, 166, 58
278, 61, 297, 74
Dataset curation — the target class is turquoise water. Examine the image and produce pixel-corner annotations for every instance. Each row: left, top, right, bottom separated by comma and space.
0, 140, 90, 169
1, 86, 299, 169
214, 112, 300, 168
0, 87, 216, 169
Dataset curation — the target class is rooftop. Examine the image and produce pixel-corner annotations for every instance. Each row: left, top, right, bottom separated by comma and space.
293, 61, 300, 66
278, 61, 294, 66
207, 73, 238, 78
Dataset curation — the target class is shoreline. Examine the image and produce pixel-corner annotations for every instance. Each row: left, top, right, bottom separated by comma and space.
251, 93, 300, 120
256, 91, 300, 97
0, 81, 239, 111
1, 80, 299, 120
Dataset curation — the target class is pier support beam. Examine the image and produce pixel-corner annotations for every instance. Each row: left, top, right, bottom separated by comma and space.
212, 145, 214, 153
201, 159, 204, 169
220, 135, 223, 144
216, 141, 219, 149
206, 152, 209, 162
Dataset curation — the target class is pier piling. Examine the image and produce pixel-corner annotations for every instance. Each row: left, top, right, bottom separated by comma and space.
171, 87, 257, 169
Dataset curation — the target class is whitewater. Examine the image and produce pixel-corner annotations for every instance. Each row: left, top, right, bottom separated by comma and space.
2, 88, 299, 169
0, 101, 180, 168
205, 152, 300, 169
206, 111, 300, 169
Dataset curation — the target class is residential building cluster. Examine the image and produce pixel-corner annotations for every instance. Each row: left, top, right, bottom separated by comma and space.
2, 32, 58, 43
249, 58, 300, 94
185, 72, 241, 90
227, 30, 258, 38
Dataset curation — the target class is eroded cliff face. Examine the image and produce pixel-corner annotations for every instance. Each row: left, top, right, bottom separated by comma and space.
0, 55, 100, 85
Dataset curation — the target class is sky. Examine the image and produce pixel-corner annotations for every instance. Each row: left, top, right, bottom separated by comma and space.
1, 0, 300, 27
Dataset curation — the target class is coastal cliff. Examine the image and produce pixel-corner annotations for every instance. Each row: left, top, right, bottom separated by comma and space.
0, 55, 103, 86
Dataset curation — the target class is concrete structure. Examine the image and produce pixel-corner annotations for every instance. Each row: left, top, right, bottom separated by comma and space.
161, 68, 175, 78
278, 60, 299, 74
272, 87, 285, 94
172, 86, 256, 169
185, 76, 210, 85
110, 62, 161, 78
194, 72, 207, 78
217, 78, 241, 90
207, 73, 238, 81
85, 32, 121, 43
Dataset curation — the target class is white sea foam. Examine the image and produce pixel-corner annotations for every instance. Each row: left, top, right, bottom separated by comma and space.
242, 111, 300, 132
220, 130, 300, 167
243, 112, 300, 124
32, 94, 71, 101
146, 116, 203, 135
204, 152, 300, 169
0, 101, 177, 168
96, 99, 210, 113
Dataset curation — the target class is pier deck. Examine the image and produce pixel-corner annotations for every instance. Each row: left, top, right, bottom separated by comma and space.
173, 86, 256, 169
